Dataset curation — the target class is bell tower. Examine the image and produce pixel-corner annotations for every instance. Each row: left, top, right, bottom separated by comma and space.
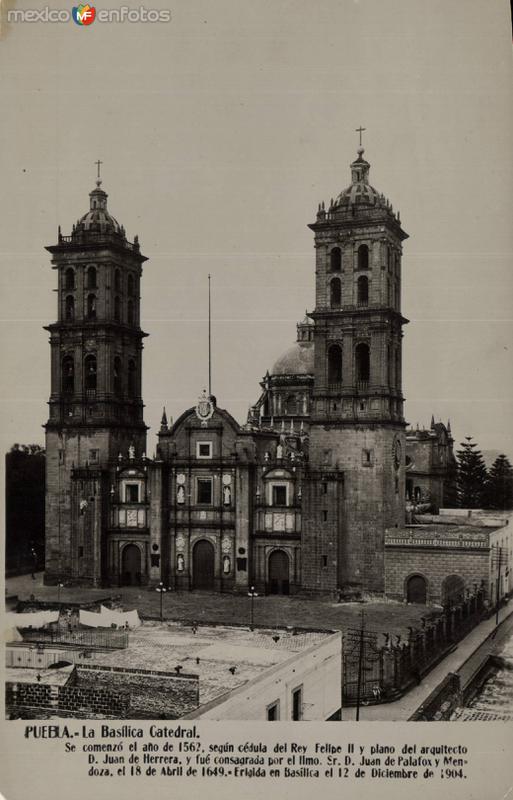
302, 141, 408, 595
44, 168, 148, 584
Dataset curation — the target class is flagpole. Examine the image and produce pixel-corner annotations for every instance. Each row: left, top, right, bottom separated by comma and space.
208, 274, 212, 397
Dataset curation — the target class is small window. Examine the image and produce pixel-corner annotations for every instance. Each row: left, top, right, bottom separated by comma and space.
358, 244, 369, 270
89, 449, 99, 463
322, 482, 328, 494
127, 273, 135, 296
127, 299, 134, 326
114, 269, 121, 292
362, 448, 374, 466
323, 510, 328, 522
65, 295, 75, 321
197, 478, 213, 505
267, 701, 280, 721
78, 546, 84, 558
128, 359, 137, 396
292, 686, 303, 721
272, 485, 287, 506
125, 483, 139, 503
86, 294, 97, 320
330, 277, 341, 308
322, 555, 328, 568
64, 268, 75, 290
86, 266, 97, 289
114, 296, 121, 323
197, 442, 212, 459
330, 247, 341, 272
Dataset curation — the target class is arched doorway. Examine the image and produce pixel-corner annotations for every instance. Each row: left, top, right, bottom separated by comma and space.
122, 544, 142, 586
268, 549, 290, 595
192, 540, 215, 590
442, 575, 465, 608
406, 574, 427, 604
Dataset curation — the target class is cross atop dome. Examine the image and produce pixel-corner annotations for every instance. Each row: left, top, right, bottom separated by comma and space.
94, 159, 103, 188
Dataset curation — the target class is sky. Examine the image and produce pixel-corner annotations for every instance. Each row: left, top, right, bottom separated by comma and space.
0, 0, 512, 460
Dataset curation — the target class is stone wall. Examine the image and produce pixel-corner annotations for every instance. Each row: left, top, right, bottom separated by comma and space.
76, 665, 199, 718
385, 545, 489, 603
6, 678, 130, 718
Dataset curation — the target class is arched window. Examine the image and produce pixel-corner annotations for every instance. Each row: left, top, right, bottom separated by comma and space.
62, 355, 74, 394
86, 266, 97, 289
327, 344, 342, 384
84, 354, 97, 391
357, 275, 369, 306
330, 247, 341, 272
114, 269, 121, 292
355, 342, 370, 383
65, 295, 75, 321
127, 273, 134, 296
114, 296, 121, 323
113, 356, 122, 395
330, 278, 341, 308
128, 359, 136, 396
284, 394, 298, 415
395, 349, 400, 386
86, 294, 96, 320
64, 268, 75, 290
127, 300, 134, 326
357, 244, 369, 270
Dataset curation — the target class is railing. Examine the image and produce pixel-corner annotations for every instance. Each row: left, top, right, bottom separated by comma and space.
58, 231, 140, 252
342, 589, 486, 704
21, 627, 129, 650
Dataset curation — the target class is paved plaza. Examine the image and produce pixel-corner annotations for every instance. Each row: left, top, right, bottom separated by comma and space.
6, 572, 439, 638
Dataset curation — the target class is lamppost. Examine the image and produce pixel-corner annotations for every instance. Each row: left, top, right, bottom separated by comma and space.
248, 586, 258, 630
156, 582, 167, 622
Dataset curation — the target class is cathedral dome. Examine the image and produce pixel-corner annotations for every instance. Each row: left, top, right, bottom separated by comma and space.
75, 183, 123, 235
271, 341, 314, 376
334, 147, 382, 208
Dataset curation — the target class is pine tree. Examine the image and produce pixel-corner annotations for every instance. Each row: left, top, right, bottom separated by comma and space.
484, 454, 513, 510
456, 436, 488, 508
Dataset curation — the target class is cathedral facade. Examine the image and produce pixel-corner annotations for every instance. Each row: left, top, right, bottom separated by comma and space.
44, 147, 453, 595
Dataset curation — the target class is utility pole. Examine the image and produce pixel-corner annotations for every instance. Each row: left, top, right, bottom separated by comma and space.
355, 609, 365, 721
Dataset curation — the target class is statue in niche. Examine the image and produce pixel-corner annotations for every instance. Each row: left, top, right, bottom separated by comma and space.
276, 443, 284, 460
177, 485, 185, 504
223, 485, 231, 506
128, 444, 135, 461
177, 553, 185, 572
223, 555, 231, 574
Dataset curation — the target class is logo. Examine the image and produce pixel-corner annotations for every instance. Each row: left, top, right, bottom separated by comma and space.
195, 389, 214, 427
72, 3, 96, 24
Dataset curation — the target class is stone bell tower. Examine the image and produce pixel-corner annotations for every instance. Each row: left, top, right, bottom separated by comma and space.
302, 140, 408, 595
44, 167, 148, 585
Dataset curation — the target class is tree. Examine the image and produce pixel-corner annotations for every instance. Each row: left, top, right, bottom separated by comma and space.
6, 443, 46, 575
456, 436, 488, 508
484, 454, 513, 510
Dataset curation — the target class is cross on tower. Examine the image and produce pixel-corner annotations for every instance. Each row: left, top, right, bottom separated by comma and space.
94, 159, 103, 185
355, 126, 366, 147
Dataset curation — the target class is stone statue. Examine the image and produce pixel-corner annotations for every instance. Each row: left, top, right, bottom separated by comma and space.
223, 485, 231, 506
177, 553, 184, 572
177, 485, 185, 504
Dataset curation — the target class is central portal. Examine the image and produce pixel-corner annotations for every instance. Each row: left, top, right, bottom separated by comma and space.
268, 549, 290, 595
192, 539, 215, 590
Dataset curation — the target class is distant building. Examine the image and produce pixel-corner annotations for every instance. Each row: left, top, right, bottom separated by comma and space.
385, 510, 512, 605
405, 418, 456, 511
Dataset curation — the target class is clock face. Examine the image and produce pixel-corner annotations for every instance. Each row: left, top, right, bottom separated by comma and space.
394, 438, 402, 469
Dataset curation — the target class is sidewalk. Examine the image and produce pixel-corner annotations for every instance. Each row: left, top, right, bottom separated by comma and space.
341, 604, 513, 721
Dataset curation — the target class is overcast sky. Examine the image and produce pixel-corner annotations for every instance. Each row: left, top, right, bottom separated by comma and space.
0, 0, 512, 460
